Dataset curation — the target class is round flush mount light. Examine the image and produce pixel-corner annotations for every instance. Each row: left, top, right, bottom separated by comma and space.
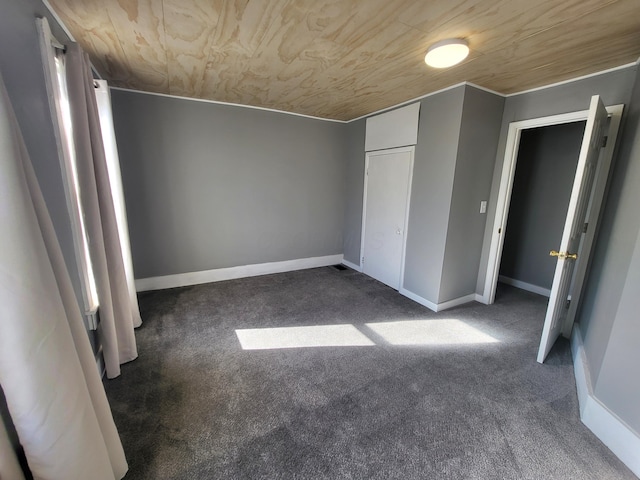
424, 39, 469, 68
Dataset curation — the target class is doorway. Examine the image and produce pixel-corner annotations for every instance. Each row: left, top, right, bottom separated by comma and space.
481, 101, 624, 361
360, 146, 414, 290
498, 121, 587, 298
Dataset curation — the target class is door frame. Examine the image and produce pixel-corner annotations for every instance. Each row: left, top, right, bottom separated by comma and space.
480, 104, 624, 315
360, 145, 415, 290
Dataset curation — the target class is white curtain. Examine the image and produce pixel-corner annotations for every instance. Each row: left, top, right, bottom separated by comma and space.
0, 69, 128, 479
65, 44, 141, 378
94, 80, 142, 341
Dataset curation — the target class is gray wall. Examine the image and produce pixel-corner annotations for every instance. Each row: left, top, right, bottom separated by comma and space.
578, 65, 640, 432
499, 122, 585, 290
403, 86, 465, 302
342, 119, 366, 265
476, 66, 638, 294
112, 90, 349, 278
593, 223, 640, 433
439, 86, 504, 303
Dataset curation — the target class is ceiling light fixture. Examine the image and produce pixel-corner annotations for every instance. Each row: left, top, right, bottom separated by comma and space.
424, 39, 469, 68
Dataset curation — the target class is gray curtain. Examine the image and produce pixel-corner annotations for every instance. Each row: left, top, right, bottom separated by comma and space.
0, 71, 128, 478
65, 44, 141, 379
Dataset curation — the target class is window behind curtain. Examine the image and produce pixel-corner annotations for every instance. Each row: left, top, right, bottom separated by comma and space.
38, 18, 99, 324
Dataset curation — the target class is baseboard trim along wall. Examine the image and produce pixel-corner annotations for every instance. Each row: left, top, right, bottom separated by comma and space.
571, 325, 640, 477
135, 254, 344, 292
498, 275, 551, 297
341, 259, 362, 272
399, 288, 476, 312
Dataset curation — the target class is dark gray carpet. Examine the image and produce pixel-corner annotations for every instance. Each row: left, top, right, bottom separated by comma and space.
104, 267, 636, 479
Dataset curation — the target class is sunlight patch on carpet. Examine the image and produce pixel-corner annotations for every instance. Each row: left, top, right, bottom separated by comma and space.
236, 324, 375, 350
365, 319, 500, 346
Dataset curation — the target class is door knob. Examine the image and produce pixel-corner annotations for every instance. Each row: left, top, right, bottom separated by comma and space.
396, 229, 402, 235
549, 250, 578, 260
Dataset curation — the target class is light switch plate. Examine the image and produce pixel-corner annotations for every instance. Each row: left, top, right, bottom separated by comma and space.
480, 201, 487, 214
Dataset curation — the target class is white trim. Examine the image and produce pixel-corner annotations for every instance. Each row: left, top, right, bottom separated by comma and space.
41, 0, 76, 42
135, 254, 343, 292
109, 86, 347, 123
465, 82, 506, 98
360, 146, 415, 291
571, 326, 640, 477
399, 288, 438, 312
349, 82, 467, 123
399, 288, 476, 312
342, 259, 362, 272
498, 275, 551, 297
436, 293, 477, 312
506, 63, 638, 98
482, 104, 623, 306
474, 293, 486, 304
112, 63, 636, 125
348, 63, 635, 123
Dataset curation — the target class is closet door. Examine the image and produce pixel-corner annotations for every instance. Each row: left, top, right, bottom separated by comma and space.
537, 95, 608, 363
361, 147, 414, 290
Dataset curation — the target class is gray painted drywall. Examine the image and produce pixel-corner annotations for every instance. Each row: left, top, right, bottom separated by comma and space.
439, 86, 504, 303
342, 119, 366, 265
112, 90, 348, 278
499, 122, 585, 290
578, 66, 640, 430
476, 66, 638, 295
593, 221, 640, 433
403, 86, 465, 302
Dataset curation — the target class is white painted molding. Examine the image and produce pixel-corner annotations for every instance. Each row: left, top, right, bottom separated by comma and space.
571, 326, 640, 477
342, 259, 362, 272
507, 62, 638, 98
465, 82, 506, 98
475, 293, 488, 304
350, 63, 635, 123
399, 288, 438, 312
135, 254, 344, 292
109, 86, 347, 123
112, 64, 637, 125
399, 289, 476, 312
349, 82, 467, 123
498, 275, 551, 297
436, 293, 477, 312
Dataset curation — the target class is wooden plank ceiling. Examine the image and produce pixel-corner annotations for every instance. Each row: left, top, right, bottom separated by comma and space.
48, 0, 640, 121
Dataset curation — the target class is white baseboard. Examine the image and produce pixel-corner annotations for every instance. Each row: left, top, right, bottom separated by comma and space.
475, 293, 488, 304
399, 288, 438, 311
341, 259, 362, 272
571, 325, 640, 477
498, 275, 551, 297
437, 293, 477, 311
399, 288, 476, 312
135, 254, 344, 292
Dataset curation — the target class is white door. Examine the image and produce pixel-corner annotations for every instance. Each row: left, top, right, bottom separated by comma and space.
361, 147, 413, 290
537, 96, 608, 363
